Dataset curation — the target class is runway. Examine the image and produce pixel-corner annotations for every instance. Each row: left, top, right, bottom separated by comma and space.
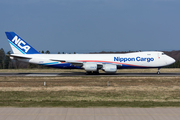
0, 72, 180, 76
0, 108, 180, 120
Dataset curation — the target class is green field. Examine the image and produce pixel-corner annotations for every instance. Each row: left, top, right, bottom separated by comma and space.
0, 68, 180, 107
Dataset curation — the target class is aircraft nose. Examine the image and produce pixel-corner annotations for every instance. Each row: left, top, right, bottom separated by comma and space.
167, 56, 176, 65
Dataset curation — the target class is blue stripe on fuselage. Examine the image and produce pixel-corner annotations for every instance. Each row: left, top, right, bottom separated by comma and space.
41, 62, 151, 69
43, 63, 82, 69
43, 62, 59, 65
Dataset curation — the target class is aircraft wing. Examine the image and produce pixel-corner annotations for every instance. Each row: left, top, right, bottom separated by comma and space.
50, 59, 83, 66
50, 59, 122, 67
50, 59, 83, 63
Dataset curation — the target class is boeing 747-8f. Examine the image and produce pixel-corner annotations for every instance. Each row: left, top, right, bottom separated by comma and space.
5, 32, 175, 74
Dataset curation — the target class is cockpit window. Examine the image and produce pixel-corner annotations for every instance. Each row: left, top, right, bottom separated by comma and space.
162, 53, 165, 55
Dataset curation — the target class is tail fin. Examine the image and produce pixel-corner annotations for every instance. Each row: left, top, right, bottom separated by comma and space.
5, 32, 40, 54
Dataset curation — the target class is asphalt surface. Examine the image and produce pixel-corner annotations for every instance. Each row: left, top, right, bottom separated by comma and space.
0, 72, 180, 76
0, 108, 180, 120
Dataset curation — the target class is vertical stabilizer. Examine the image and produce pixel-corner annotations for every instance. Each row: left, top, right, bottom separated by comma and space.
5, 32, 40, 54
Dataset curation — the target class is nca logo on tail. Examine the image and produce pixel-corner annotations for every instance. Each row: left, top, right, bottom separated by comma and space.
12, 36, 31, 52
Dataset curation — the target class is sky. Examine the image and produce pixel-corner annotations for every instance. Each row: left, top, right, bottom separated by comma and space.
0, 0, 180, 53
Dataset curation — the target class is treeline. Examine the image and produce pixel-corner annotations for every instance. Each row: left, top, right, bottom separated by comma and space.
164, 60, 180, 68
0, 48, 11, 69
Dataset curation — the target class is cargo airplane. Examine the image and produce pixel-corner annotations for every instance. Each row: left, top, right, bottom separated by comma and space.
5, 32, 175, 74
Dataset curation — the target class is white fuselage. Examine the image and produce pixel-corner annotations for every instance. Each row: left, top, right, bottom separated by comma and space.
14, 51, 175, 70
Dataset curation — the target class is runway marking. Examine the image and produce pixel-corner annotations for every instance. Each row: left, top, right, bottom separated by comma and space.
25, 74, 59, 76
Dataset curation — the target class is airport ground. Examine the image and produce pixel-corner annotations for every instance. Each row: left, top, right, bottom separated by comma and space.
0, 68, 180, 107
1, 68, 180, 73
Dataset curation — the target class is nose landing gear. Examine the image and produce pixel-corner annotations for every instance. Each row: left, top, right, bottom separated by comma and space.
157, 68, 161, 74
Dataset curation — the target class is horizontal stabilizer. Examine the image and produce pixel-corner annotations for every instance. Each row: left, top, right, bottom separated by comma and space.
7, 54, 32, 59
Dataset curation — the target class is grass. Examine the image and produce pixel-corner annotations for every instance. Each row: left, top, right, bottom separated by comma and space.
0, 68, 180, 107
1, 87, 180, 102
0, 89, 180, 107
0, 75, 180, 107
1, 100, 180, 107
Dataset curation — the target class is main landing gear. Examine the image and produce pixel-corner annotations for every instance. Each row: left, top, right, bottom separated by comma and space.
86, 71, 99, 75
157, 68, 161, 75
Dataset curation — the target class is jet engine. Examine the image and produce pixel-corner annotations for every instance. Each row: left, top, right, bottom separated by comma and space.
102, 64, 117, 73
83, 63, 97, 71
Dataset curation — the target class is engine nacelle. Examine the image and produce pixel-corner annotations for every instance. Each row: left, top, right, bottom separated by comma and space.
102, 64, 117, 73
83, 63, 97, 71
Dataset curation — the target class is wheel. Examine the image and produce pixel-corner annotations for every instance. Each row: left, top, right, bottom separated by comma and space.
93, 71, 99, 75
86, 71, 92, 75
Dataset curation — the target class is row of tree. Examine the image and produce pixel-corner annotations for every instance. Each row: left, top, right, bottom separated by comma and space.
0, 48, 180, 69
0, 48, 11, 69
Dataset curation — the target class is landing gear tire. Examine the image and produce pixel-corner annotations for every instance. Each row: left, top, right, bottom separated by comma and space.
86, 71, 92, 75
86, 71, 99, 75
93, 71, 99, 75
